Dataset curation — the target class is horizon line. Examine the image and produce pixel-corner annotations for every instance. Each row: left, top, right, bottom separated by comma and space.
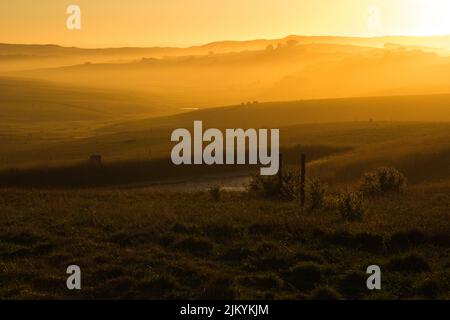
2, 33, 450, 50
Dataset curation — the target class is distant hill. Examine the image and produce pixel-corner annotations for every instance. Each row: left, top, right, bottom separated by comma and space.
3, 34, 450, 57
0, 77, 174, 123
8, 40, 450, 107
101, 93, 450, 133
2, 34, 450, 72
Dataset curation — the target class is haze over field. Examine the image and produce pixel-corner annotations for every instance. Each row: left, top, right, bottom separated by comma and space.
1, 1, 450, 301
1, 33, 450, 178
3, 36, 450, 108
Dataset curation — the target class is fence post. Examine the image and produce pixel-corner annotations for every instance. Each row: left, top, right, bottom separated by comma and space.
300, 153, 306, 207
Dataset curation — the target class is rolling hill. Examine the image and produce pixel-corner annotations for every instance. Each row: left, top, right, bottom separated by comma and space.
0, 77, 176, 123
9, 42, 450, 107
1, 94, 450, 186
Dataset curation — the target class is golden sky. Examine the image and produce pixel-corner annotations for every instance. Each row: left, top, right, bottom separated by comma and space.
1, 0, 450, 48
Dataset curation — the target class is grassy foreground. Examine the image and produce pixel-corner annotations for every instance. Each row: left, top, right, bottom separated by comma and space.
0, 181, 448, 300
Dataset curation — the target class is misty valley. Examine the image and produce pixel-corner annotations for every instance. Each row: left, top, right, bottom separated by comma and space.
0, 7, 449, 302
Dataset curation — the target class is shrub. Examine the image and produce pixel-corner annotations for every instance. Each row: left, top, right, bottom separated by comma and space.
337, 191, 365, 221
247, 169, 299, 200
284, 262, 323, 291
387, 253, 430, 273
307, 179, 327, 210
209, 185, 221, 202
359, 167, 407, 196
309, 286, 342, 300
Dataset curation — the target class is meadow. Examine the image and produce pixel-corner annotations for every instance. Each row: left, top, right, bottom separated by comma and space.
1, 36, 449, 300
0, 107, 448, 299
0, 180, 448, 299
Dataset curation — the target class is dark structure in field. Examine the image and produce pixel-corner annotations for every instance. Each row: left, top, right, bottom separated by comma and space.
89, 154, 102, 166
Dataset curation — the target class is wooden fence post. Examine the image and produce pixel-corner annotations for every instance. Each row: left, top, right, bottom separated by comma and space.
300, 153, 306, 207
278, 153, 283, 187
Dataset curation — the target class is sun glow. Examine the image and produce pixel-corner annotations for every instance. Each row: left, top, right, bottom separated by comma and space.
3, 0, 450, 47
405, 0, 450, 36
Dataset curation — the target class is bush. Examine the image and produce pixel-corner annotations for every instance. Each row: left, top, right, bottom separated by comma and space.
307, 179, 327, 210
247, 169, 299, 201
359, 167, 407, 196
337, 191, 365, 221
209, 185, 221, 202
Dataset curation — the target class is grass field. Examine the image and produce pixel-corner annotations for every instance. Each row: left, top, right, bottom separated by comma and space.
0, 180, 448, 299
0, 76, 449, 299
1, 120, 449, 187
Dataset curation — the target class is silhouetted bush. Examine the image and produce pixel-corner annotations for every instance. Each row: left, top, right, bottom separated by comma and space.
307, 179, 327, 210
248, 169, 299, 200
337, 191, 365, 221
359, 167, 407, 196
